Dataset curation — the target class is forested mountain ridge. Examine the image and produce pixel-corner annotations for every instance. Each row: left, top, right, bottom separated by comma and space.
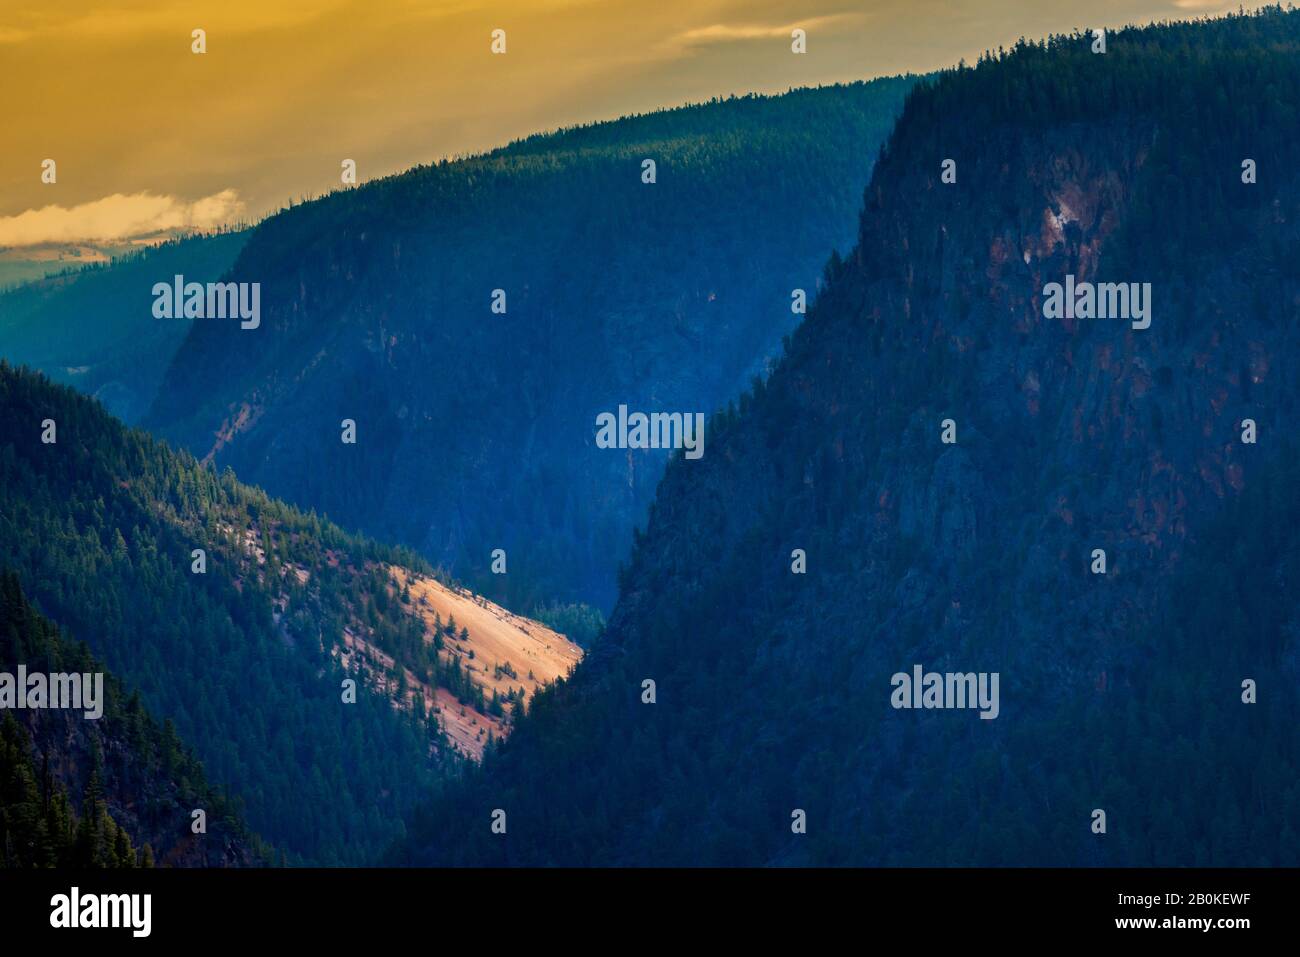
1, 574, 265, 867
0, 231, 248, 424
143, 78, 916, 612
394, 8, 1300, 866
0, 362, 577, 863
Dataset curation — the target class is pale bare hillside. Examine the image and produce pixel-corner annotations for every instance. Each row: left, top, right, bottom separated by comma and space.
388, 566, 583, 759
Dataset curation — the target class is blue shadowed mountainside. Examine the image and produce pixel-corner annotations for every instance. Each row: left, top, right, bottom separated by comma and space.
141, 79, 917, 614
392, 8, 1300, 866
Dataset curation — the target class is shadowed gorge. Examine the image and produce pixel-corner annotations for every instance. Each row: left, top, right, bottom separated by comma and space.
1, 3, 1297, 928
143, 80, 916, 613
392, 9, 1300, 867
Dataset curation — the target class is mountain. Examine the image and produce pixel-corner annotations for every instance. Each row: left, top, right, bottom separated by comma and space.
1, 573, 264, 867
0, 362, 579, 864
0, 231, 248, 424
0, 245, 105, 291
142, 79, 916, 612
393, 8, 1300, 866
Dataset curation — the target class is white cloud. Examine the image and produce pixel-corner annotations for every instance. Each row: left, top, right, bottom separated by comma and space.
0, 189, 245, 246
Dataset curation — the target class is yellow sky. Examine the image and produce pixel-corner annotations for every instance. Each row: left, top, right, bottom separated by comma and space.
0, 0, 1249, 245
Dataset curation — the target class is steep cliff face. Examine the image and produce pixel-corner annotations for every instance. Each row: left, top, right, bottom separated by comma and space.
396, 10, 1300, 866
143, 80, 915, 611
